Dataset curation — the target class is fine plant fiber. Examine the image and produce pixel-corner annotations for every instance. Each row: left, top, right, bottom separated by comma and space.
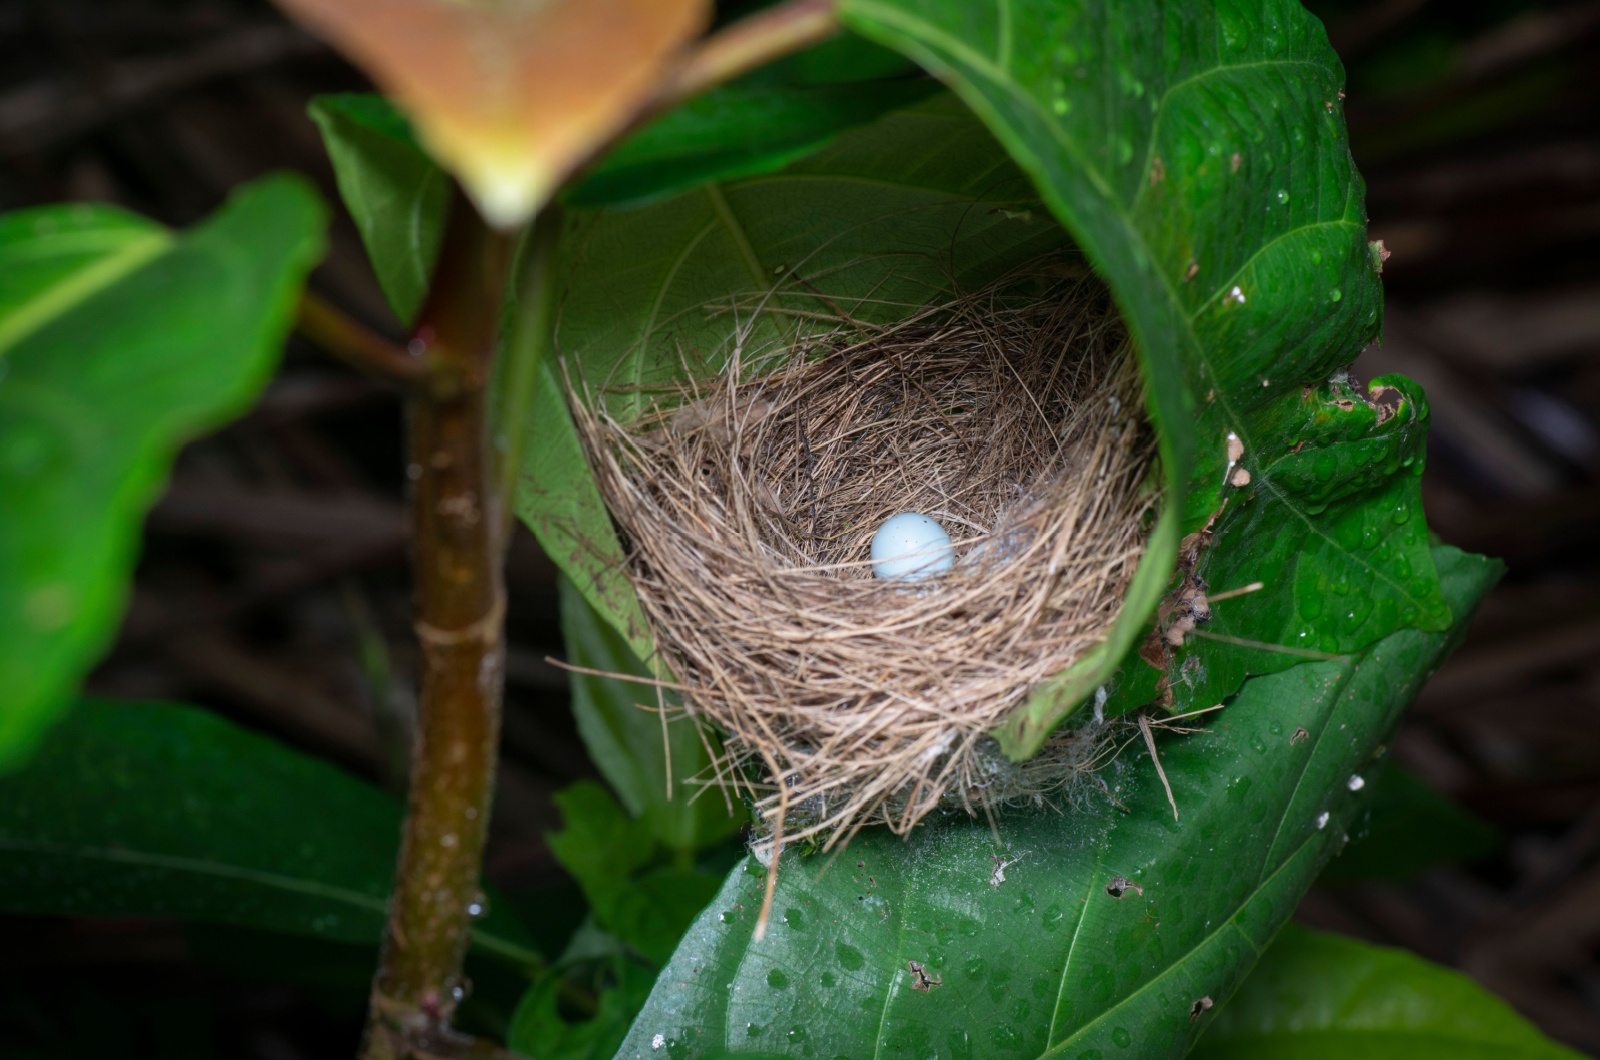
569, 266, 1157, 852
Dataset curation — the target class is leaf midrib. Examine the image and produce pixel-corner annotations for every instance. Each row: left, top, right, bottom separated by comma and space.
1039, 840, 1336, 1056
0, 837, 540, 965
0, 228, 172, 358
0, 836, 388, 911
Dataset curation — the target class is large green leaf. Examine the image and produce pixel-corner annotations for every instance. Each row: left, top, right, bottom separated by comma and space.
309, 93, 451, 326
614, 546, 1496, 1059
0, 699, 538, 966
0, 205, 170, 353
1191, 924, 1583, 1059
832, 0, 1443, 749
561, 575, 742, 854
0, 177, 325, 773
518, 93, 1075, 666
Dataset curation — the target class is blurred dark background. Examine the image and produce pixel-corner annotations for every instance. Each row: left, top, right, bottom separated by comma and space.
2, 0, 1599, 1055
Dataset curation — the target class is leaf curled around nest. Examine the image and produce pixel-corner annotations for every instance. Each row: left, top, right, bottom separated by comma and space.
569, 265, 1158, 850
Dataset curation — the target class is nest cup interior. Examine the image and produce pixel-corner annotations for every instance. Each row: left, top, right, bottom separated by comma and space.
572, 269, 1157, 849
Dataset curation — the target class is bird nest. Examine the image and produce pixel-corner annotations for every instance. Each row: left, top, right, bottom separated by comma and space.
569, 269, 1157, 852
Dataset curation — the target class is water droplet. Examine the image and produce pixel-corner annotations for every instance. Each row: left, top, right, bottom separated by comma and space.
1316, 811, 1330, 830
1275, 189, 1289, 204
1116, 137, 1134, 165
767, 968, 790, 990
820, 971, 836, 987
964, 955, 987, 979
1053, 97, 1071, 116
1300, 591, 1324, 620
1329, 287, 1342, 302
719, 908, 738, 924
466, 890, 488, 919
1112, 1026, 1133, 1048
784, 907, 806, 931
836, 943, 865, 970
1042, 904, 1064, 930
746, 1022, 765, 1038
787, 1025, 807, 1044
1347, 774, 1366, 791
1227, 774, 1253, 804
1220, 13, 1251, 51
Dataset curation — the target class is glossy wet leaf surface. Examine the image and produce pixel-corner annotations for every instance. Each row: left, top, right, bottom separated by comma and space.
0, 699, 537, 965
1167, 373, 1450, 711
615, 547, 1497, 1059
0, 177, 324, 772
832, 0, 1429, 748
1191, 924, 1584, 1059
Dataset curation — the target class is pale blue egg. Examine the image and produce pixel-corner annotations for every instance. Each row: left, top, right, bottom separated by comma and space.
871, 512, 954, 580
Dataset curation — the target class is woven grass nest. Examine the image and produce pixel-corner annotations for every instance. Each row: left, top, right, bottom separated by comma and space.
571, 267, 1157, 853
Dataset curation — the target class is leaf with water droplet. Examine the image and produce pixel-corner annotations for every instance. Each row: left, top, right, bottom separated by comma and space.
1166, 375, 1451, 711
618, 548, 1498, 1058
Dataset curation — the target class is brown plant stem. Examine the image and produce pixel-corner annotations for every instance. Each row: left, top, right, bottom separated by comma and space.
296, 290, 428, 385
361, 191, 515, 1060
591, 0, 836, 162
658, 0, 838, 107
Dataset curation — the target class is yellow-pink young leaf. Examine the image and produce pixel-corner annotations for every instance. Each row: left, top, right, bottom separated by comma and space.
274, 0, 710, 228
